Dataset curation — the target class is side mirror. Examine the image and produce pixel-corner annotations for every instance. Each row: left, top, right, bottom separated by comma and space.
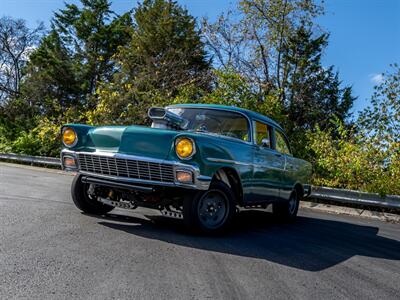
261, 138, 270, 148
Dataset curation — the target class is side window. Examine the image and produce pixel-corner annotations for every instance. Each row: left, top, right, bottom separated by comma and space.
275, 131, 291, 155
254, 121, 271, 148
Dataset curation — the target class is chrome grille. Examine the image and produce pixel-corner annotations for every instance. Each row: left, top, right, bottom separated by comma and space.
77, 153, 175, 183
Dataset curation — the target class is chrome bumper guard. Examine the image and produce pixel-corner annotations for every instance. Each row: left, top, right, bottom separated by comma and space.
304, 184, 312, 198
61, 149, 211, 190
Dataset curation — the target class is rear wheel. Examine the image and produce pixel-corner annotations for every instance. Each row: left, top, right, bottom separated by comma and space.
183, 181, 236, 234
272, 190, 299, 221
71, 174, 114, 215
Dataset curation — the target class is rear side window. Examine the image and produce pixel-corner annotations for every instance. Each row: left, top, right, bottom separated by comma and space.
254, 121, 271, 148
275, 131, 291, 155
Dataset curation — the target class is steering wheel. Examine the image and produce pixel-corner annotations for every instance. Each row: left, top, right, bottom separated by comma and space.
194, 115, 222, 133
198, 123, 208, 132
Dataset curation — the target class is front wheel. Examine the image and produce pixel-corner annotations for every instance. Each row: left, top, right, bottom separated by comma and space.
183, 181, 236, 234
71, 174, 114, 215
272, 190, 299, 221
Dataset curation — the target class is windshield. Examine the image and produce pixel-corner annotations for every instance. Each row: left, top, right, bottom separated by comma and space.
167, 107, 250, 142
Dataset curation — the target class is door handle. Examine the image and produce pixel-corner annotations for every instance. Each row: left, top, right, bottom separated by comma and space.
274, 153, 282, 157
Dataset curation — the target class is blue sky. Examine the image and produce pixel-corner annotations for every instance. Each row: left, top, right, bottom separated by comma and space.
1, 0, 399, 115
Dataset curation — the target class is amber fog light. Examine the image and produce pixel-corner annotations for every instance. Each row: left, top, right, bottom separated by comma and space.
62, 127, 77, 147
175, 137, 195, 159
176, 170, 193, 183
63, 156, 76, 168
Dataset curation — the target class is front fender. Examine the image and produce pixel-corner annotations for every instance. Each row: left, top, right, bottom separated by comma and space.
167, 133, 254, 200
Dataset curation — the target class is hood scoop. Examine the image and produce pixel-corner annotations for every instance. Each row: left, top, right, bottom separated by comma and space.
148, 107, 188, 130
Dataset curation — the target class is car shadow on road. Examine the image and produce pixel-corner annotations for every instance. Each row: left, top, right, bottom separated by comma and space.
93, 210, 400, 272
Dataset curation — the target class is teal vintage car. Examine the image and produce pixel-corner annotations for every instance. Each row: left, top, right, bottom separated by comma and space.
61, 104, 312, 233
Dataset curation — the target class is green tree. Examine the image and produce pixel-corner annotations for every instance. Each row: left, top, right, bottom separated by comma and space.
283, 27, 355, 155
88, 0, 211, 125
307, 64, 400, 195
358, 64, 400, 145
118, 0, 210, 96
23, 0, 132, 116
23, 31, 81, 117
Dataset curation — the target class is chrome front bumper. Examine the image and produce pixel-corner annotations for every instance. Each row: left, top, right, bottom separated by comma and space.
303, 184, 312, 198
61, 149, 211, 190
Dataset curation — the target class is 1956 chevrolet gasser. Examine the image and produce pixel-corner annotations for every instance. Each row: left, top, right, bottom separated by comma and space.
61, 104, 311, 233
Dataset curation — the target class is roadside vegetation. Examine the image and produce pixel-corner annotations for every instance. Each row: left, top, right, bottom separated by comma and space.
0, 0, 398, 195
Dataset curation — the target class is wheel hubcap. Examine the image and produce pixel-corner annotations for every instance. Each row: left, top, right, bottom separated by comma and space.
198, 190, 228, 229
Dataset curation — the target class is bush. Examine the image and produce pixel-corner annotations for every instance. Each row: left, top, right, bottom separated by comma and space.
0, 125, 12, 153
6, 117, 61, 157
307, 122, 400, 196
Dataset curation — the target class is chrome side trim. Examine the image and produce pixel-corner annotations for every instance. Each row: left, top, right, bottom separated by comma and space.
206, 157, 252, 166
206, 157, 286, 172
253, 164, 285, 172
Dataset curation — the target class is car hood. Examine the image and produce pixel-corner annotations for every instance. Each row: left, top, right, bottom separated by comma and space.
87, 125, 179, 160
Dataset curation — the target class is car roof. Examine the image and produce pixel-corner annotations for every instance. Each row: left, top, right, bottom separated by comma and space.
168, 103, 284, 131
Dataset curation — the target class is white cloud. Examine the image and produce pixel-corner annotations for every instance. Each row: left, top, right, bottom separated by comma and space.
369, 73, 384, 84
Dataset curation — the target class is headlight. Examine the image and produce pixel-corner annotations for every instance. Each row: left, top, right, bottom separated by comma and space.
62, 127, 77, 147
175, 137, 195, 159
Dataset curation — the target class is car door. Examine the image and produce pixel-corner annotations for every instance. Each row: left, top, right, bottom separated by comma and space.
251, 120, 285, 202
274, 129, 295, 201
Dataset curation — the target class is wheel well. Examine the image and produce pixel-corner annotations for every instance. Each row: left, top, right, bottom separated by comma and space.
294, 183, 304, 200
212, 168, 243, 205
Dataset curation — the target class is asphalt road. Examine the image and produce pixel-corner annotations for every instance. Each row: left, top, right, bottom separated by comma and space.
0, 163, 399, 300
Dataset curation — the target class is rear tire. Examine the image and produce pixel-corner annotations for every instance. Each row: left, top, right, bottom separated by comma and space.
183, 181, 236, 234
71, 174, 114, 215
272, 190, 299, 221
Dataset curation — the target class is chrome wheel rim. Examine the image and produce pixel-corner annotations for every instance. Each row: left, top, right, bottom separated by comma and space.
197, 189, 228, 229
288, 193, 297, 215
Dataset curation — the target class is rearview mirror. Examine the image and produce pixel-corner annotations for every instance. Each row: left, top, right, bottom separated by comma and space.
261, 138, 270, 148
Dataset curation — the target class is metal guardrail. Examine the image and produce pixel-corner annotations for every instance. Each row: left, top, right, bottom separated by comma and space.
0, 153, 61, 167
0, 153, 399, 210
310, 186, 400, 210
